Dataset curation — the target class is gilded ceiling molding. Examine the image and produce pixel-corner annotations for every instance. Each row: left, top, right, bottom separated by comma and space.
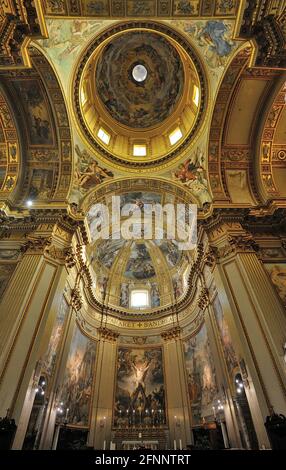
234, 0, 286, 69
73, 21, 207, 169
259, 81, 286, 198
43, 0, 239, 18
208, 46, 251, 201
0, 0, 47, 69
0, 85, 20, 202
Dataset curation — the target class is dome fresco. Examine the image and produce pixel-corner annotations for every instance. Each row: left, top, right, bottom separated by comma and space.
75, 21, 204, 167
95, 31, 185, 128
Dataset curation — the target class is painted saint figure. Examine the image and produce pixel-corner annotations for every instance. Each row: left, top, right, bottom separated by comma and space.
131, 358, 151, 390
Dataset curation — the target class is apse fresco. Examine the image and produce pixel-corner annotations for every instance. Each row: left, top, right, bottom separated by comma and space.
12, 80, 53, 146
155, 239, 181, 268
120, 283, 129, 308
184, 324, 218, 425
213, 295, 238, 376
120, 192, 162, 210
264, 263, 286, 306
96, 31, 184, 128
114, 347, 166, 427
41, 297, 69, 377
0, 264, 16, 299
172, 273, 184, 298
150, 282, 160, 308
95, 239, 125, 269
60, 325, 96, 426
125, 243, 155, 280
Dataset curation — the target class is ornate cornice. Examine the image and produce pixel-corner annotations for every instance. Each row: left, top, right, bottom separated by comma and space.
197, 287, 210, 311
0, 0, 47, 69
161, 326, 181, 342
71, 287, 83, 312
235, 0, 286, 69
98, 327, 119, 342
21, 235, 52, 254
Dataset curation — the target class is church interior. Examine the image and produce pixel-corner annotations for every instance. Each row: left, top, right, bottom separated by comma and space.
0, 0, 286, 451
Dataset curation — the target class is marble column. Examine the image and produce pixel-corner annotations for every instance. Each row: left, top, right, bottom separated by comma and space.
0, 232, 73, 447
88, 327, 118, 450
205, 306, 243, 448
208, 222, 286, 448
162, 326, 192, 449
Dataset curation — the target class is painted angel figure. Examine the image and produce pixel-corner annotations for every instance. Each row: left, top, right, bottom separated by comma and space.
74, 145, 113, 189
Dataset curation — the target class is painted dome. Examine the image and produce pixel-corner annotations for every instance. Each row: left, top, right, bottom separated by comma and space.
95, 31, 184, 129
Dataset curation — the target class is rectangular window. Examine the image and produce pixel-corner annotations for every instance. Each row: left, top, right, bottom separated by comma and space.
97, 127, 111, 145
131, 290, 149, 308
133, 144, 147, 157
169, 127, 183, 146
193, 85, 200, 107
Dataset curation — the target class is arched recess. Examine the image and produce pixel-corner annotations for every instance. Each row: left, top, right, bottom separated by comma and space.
0, 45, 73, 207
208, 44, 285, 208
70, 177, 205, 322
254, 78, 286, 205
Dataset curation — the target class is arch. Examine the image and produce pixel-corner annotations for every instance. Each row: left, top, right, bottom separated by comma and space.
0, 84, 21, 205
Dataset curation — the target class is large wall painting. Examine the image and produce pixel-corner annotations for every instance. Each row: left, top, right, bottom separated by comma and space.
264, 263, 286, 307
60, 324, 97, 426
41, 297, 69, 378
213, 295, 238, 376
0, 264, 16, 299
183, 323, 219, 425
114, 347, 166, 427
